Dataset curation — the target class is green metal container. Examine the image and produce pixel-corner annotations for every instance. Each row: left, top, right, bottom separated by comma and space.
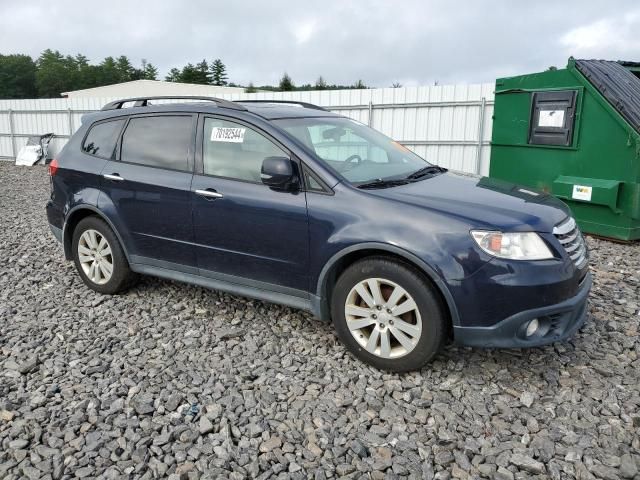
489, 58, 640, 241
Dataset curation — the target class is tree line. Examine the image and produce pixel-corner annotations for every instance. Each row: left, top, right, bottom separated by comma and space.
0, 50, 159, 99
0, 49, 376, 99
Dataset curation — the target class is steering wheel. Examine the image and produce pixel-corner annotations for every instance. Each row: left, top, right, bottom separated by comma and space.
342, 154, 363, 171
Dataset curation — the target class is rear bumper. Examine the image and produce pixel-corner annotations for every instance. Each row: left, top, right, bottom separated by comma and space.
453, 271, 591, 348
46, 200, 64, 243
49, 223, 62, 243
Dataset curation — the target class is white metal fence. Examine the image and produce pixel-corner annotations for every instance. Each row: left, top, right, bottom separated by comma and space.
0, 83, 494, 175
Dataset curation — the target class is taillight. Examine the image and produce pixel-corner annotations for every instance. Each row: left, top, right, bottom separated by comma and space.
48, 159, 59, 177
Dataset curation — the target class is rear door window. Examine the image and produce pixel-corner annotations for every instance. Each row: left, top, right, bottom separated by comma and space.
121, 115, 193, 171
82, 119, 126, 159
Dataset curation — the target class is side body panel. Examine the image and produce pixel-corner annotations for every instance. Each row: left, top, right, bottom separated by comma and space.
98, 161, 196, 269
191, 112, 311, 293
47, 122, 110, 227
191, 174, 309, 292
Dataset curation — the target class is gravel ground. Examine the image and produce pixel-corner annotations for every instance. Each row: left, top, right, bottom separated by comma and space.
0, 161, 639, 480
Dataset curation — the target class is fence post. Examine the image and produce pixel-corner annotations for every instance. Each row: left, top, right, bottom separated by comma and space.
8, 109, 16, 160
67, 108, 74, 136
368, 100, 373, 127
474, 97, 487, 174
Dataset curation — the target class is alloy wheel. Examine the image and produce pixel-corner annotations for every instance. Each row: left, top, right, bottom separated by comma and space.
78, 229, 113, 285
344, 277, 422, 359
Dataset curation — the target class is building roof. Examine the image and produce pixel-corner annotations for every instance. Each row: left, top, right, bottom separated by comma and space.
575, 59, 640, 133
61, 80, 247, 98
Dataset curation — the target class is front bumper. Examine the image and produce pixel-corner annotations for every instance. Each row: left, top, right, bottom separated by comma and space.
453, 271, 591, 348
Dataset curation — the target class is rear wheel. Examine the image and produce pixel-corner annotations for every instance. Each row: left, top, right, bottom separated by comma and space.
72, 216, 137, 294
331, 257, 446, 372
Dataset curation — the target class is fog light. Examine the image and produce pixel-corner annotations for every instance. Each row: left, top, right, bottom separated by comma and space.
525, 318, 540, 337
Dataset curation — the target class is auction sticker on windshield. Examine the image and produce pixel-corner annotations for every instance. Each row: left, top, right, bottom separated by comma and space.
211, 127, 246, 143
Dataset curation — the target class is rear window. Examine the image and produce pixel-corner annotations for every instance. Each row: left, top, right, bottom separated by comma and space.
121, 116, 193, 171
82, 119, 125, 158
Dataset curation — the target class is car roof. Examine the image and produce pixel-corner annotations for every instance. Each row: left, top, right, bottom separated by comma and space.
85, 99, 340, 124
238, 102, 340, 120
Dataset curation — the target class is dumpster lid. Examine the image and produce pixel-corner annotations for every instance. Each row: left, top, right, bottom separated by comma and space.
575, 59, 640, 133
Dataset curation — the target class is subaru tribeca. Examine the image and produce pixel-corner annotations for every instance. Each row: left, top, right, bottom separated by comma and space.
46, 96, 591, 372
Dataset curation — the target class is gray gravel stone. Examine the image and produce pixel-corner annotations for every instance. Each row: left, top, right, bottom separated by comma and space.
619, 454, 638, 479
165, 393, 183, 412
259, 436, 282, 453
351, 439, 369, 458
510, 453, 545, 474
495, 466, 514, 480
0, 162, 639, 479
477, 463, 496, 477
198, 415, 214, 434
8, 439, 29, 449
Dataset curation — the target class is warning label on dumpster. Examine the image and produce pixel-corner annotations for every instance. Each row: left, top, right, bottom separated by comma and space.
572, 185, 592, 201
538, 109, 565, 128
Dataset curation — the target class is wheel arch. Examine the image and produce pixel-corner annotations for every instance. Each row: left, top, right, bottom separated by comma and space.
62, 205, 131, 263
314, 243, 460, 327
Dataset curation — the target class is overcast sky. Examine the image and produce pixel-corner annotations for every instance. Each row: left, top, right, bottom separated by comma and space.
1, 0, 639, 87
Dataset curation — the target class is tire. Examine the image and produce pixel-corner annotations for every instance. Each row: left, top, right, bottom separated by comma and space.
331, 257, 446, 372
71, 216, 137, 294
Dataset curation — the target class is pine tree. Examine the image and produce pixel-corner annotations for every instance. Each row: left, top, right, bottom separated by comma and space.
279, 72, 294, 91
352, 79, 367, 89
99, 56, 120, 85
210, 59, 228, 86
178, 63, 198, 83
244, 82, 257, 93
0, 54, 37, 98
115, 55, 135, 82
143, 63, 158, 80
165, 68, 181, 82
35, 50, 77, 97
195, 59, 211, 84
315, 76, 327, 90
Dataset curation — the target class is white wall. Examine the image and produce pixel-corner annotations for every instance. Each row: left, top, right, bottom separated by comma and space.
0, 83, 494, 175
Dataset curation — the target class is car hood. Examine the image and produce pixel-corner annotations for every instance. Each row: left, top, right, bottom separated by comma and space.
369, 171, 570, 233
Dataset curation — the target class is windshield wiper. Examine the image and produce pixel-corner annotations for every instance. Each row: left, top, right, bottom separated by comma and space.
356, 178, 411, 189
405, 165, 448, 180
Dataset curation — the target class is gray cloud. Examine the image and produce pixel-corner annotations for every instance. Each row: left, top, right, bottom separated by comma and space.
1, 0, 639, 87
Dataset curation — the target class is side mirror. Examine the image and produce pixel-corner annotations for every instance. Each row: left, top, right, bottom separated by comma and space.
261, 156, 298, 190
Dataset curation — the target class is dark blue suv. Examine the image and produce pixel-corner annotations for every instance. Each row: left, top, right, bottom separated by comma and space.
46, 96, 591, 371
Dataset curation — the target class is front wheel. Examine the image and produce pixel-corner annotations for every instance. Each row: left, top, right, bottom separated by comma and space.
72, 216, 137, 294
331, 257, 446, 372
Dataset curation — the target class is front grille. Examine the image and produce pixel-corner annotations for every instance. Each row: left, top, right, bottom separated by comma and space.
553, 217, 588, 269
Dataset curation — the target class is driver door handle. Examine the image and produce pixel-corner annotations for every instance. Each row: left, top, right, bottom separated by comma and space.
195, 189, 224, 199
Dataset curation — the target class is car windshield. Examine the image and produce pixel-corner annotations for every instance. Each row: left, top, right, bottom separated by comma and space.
274, 117, 432, 185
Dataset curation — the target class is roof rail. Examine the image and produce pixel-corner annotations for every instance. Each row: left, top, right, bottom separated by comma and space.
237, 100, 328, 111
101, 96, 247, 111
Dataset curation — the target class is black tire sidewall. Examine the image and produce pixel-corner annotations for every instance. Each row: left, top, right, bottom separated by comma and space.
71, 216, 132, 294
331, 258, 446, 372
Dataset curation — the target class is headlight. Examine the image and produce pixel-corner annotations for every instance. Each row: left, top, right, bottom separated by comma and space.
470, 230, 553, 260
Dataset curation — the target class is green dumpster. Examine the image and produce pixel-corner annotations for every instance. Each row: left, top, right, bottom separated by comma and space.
489, 57, 640, 241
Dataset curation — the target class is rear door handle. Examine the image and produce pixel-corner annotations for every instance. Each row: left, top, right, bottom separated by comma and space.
103, 173, 124, 182
195, 189, 224, 199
